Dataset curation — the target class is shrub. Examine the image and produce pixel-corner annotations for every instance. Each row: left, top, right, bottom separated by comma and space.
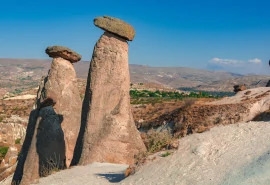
144, 130, 172, 153
0, 116, 4, 122
15, 138, 21, 144
39, 154, 63, 177
134, 151, 148, 166
14, 89, 22, 94
0, 147, 9, 158
80, 94, 85, 100
181, 98, 196, 109
160, 151, 171, 157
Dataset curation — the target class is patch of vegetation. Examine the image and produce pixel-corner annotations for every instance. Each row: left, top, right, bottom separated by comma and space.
12, 106, 21, 111
0, 147, 9, 158
130, 89, 216, 99
80, 94, 85, 100
134, 151, 148, 166
13, 88, 23, 94
131, 97, 164, 105
181, 98, 196, 109
178, 87, 235, 97
214, 117, 222, 125
144, 130, 172, 153
0, 115, 4, 122
160, 151, 171, 157
40, 154, 63, 177
15, 138, 21, 144
130, 89, 218, 104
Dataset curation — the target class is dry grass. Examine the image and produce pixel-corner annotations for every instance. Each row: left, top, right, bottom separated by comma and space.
143, 130, 173, 154
0, 99, 34, 118
132, 100, 184, 128
39, 154, 64, 177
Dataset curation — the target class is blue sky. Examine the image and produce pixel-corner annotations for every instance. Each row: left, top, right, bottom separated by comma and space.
1, 0, 270, 74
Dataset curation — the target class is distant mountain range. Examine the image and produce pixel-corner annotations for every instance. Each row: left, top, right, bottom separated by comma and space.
0, 58, 269, 93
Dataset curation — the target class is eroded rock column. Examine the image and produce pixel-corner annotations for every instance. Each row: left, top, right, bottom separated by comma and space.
12, 46, 82, 184
77, 16, 146, 165
37, 46, 82, 167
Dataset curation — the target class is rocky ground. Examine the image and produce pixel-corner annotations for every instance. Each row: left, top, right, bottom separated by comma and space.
1, 85, 270, 183
122, 121, 270, 185
0, 97, 33, 181
136, 87, 270, 138
2, 121, 270, 185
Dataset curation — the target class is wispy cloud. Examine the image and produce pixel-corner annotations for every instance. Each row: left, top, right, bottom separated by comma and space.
207, 57, 265, 74
248, 58, 261, 64
210, 57, 243, 65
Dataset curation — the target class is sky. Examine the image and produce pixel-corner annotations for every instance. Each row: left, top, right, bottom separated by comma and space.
1, 0, 270, 74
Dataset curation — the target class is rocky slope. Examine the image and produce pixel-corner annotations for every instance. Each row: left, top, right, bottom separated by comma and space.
2, 121, 270, 185
136, 87, 270, 137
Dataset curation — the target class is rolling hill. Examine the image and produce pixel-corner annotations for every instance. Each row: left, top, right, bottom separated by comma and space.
0, 58, 269, 94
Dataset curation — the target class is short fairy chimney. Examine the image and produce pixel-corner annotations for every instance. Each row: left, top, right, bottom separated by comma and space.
37, 45, 82, 167
12, 46, 82, 184
74, 16, 146, 166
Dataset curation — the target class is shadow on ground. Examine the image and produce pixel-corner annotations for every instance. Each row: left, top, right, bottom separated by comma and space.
96, 173, 126, 183
252, 112, 270, 122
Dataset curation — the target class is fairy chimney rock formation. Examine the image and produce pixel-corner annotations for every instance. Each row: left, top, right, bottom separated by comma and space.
76, 16, 146, 166
94, 16, 135, 41
37, 45, 82, 167
13, 46, 82, 184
